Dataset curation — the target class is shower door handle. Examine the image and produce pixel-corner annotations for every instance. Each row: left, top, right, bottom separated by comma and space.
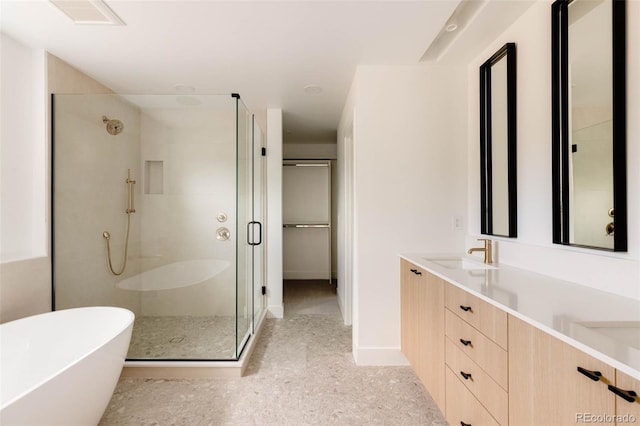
247, 221, 262, 246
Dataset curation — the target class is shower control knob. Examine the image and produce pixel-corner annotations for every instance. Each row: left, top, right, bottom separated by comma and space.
605, 222, 614, 236
216, 227, 231, 241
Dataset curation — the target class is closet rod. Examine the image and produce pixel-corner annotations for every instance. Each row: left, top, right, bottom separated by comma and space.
283, 163, 329, 167
283, 224, 330, 228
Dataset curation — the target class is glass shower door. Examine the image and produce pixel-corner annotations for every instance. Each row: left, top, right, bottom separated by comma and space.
52, 93, 262, 361
236, 102, 266, 354
235, 97, 253, 355
125, 95, 240, 360
252, 116, 266, 328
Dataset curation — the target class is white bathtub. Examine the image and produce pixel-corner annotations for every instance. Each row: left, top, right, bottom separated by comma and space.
0, 307, 134, 426
117, 258, 230, 291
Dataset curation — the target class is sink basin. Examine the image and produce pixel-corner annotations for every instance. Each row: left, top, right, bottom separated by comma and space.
572, 321, 640, 350
423, 256, 497, 271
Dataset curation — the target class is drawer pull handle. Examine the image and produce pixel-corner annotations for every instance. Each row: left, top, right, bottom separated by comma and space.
577, 366, 602, 381
461, 422, 471, 426
459, 305, 472, 312
608, 385, 637, 403
460, 371, 472, 380
459, 339, 472, 347
409, 268, 422, 275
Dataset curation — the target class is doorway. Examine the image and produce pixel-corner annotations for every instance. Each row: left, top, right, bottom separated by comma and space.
282, 160, 336, 313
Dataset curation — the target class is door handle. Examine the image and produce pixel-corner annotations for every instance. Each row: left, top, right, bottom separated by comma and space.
577, 366, 602, 381
608, 385, 637, 403
460, 371, 472, 380
247, 221, 262, 246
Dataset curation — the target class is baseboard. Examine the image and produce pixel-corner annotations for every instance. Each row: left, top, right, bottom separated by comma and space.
336, 292, 351, 326
283, 271, 331, 280
121, 364, 243, 379
353, 345, 409, 366
267, 304, 284, 319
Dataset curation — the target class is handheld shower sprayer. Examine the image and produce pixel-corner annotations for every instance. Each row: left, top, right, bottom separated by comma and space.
103, 169, 136, 276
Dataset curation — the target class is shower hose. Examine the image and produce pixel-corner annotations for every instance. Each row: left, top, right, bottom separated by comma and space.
103, 213, 131, 276
103, 169, 135, 276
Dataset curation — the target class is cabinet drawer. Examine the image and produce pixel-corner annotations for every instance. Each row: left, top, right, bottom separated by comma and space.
446, 309, 508, 389
446, 366, 500, 426
445, 283, 508, 349
446, 338, 508, 425
614, 370, 640, 420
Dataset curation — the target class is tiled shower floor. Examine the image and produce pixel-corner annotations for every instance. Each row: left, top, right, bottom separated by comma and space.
127, 316, 250, 360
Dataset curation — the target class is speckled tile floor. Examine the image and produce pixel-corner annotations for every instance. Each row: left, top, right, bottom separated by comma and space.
100, 280, 447, 426
127, 316, 249, 359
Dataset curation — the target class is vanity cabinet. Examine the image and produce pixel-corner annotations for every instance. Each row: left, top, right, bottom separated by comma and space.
509, 315, 616, 425
400, 257, 639, 426
613, 371, 640, 423
400, 259, 445, 411
445, 283, 508, 425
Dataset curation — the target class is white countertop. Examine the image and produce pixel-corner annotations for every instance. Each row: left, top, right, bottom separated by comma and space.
400, 253, 640, 380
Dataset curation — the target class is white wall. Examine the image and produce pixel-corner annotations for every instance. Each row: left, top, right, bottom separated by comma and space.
0, 34, 48, 322
337, 83, 356, 326
1, 34, 46, 262
283, 143, 337, 159
0, 43, 115, 323
466, 0, 640, 300
266, 108, 284, 318
342, 65, 468, 365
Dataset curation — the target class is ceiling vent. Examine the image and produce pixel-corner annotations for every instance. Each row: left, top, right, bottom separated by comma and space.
49, 0, 125, 25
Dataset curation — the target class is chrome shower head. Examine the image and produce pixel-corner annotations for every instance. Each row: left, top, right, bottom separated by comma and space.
102, 116, 124, 136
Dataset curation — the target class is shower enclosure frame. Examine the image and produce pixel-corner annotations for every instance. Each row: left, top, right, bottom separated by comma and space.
50, 93, 266, 364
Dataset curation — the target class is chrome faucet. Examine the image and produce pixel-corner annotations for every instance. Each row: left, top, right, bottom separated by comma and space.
467, 238, 493, 264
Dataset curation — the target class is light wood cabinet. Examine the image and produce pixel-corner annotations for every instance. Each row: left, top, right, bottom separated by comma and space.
445, 309, 508, 389
400, 258, 639, 426
509, 315, 616, 425
444, 282, 508, 425
446, 366, 500, 426
613, 370, 640, 424
446, 283, 508, 349
400, 260, 417, 368
446, 338, 508, 425
400, 259, 445, 411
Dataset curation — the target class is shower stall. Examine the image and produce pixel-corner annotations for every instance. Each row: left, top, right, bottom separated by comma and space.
52, 93, 266, 361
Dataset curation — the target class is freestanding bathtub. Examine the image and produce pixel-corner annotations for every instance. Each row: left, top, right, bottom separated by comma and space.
0, 306, 134, 426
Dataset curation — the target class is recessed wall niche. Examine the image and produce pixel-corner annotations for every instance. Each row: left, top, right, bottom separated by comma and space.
144, 160, 164, 195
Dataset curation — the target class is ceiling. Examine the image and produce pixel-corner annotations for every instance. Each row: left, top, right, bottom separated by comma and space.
1, 0, 462, 143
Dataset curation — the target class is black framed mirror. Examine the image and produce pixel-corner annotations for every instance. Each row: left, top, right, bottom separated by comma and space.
551, 0, 626, 251
480, 42, 517, 238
